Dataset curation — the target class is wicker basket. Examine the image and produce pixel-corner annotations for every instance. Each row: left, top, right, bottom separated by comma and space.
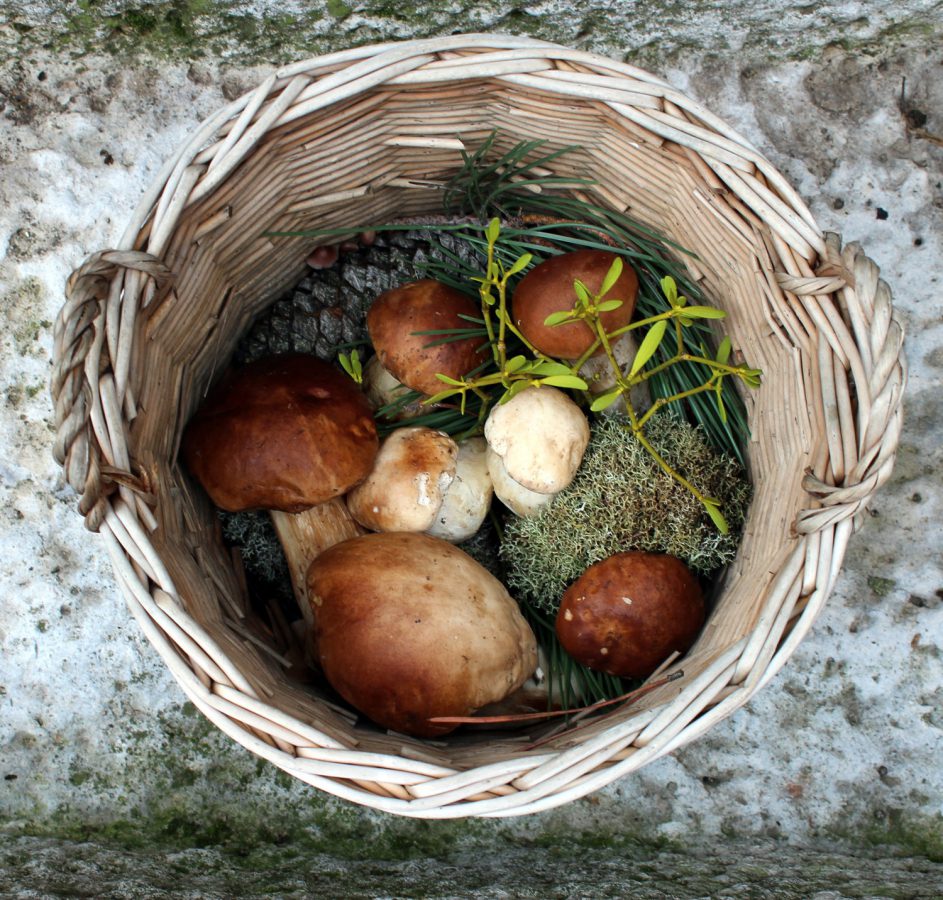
51, 35, 905, 818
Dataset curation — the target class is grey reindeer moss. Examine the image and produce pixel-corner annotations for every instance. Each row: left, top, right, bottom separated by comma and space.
500, 412, 751, 614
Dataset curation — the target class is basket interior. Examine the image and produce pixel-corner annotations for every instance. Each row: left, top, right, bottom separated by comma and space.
129, 78, 816, 766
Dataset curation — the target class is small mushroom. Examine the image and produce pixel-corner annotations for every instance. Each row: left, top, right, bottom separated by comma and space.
181, 353, 377, 625
347, 426, 458, 533
555, 551, 704, 678
427, 437, 493, 542
367, 279, 487, 396
578, 332, 651, 414
308, 532, 538, 736
484, 386, 589, 513
361, 355, 424, 420
306, 244, 340, 270
348, 429, 493, 542
485, 447, 554, 518
512, 250, 639, 359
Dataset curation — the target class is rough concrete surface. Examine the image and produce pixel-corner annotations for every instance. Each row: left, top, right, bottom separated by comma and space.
0, 1, 942, 896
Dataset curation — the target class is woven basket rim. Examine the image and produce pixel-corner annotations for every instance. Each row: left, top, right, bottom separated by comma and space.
50, 34, 906, 818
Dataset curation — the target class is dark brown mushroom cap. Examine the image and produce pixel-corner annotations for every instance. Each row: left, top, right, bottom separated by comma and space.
366, 279, 487, 396
512, 250, 638, 358
555, 551, 704, 678
308, 532, 538, 737
181, 353, 378, 513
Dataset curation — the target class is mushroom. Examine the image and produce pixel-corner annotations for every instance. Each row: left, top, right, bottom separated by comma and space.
361, 355, 424, 420
308, 532, 538, 736
347, 428, 493, 542
485, 447, 554, 518
367, 279, 487, 396
427, 437, 493, 542
512, 249, 638, 359
181, 353, 378, 626
484, 385, 589, 514
578, 332, 652, 414
555, 551, 704, 679
347, 426, 458, 533
306, 244, 340, 270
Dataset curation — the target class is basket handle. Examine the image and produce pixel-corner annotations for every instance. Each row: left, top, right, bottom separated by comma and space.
51, 250, 171, 531
778, 235, 906, 535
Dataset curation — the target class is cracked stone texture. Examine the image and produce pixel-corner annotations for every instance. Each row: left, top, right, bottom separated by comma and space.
0, 2, 942, 894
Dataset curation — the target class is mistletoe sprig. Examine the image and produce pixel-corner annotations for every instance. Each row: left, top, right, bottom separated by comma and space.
420, 218, 761, 532
337, 348, 363, 384
541, 255, 761, 532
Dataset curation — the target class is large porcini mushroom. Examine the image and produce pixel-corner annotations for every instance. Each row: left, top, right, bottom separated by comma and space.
512, 250, 638, 359
181, 353, 378, 624
484, 385, 589, 514
555, 551, 704, 678
308, 532, 538, 736
367, 279, 486, 396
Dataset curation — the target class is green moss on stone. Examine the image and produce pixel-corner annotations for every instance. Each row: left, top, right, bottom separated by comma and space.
326, 0, 351, 18
868, 575, 898, 598
855, 814, 943, 863
54, 1, 326, 63
3, 0, 942, 69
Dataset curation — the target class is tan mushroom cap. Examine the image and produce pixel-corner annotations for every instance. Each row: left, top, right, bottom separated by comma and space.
181, 353, 378, 513
555, 551, 704, 679
367, 279, 487, 397
484, 386, 590, 495
308, 532, 538, 737
347, 426, 458, 533
512, 250, 638, 359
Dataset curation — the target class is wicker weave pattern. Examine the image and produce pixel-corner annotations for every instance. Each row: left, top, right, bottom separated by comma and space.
50, 35, 905, 817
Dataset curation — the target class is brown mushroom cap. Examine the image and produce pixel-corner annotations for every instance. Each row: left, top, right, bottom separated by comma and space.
367, 279, 487, 396
308, 532, 538, 737
181, 353, 378, 513
555, 551, 704, 678
513, 250, 639, 358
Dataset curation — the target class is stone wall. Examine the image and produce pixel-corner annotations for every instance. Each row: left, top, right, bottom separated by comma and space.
0, 0, 941, 878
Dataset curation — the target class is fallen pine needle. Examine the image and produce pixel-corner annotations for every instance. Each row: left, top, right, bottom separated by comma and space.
428, 670, 684, 726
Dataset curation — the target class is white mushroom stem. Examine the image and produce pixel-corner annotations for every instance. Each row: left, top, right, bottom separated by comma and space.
362, 356, 424, 420
270, 499, 364, 629
578, 333, 651, 414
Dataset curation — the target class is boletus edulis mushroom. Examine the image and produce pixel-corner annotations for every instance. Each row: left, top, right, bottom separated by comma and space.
555, 551, 704, 679
181, 353, 378, 624
308, 532, 538, 737
366, 279, 487, 396
347, 428, 493, 542
512, 249, 639, 359
484, 385, 589, 516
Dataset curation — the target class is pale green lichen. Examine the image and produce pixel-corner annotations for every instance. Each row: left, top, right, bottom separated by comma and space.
220, 509, 292, 601
500, 413, 750, 614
